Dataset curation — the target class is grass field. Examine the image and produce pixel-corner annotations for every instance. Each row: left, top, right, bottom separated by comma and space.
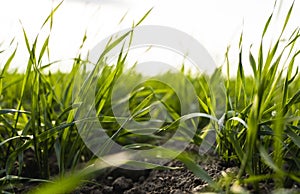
0, 1, 300, 193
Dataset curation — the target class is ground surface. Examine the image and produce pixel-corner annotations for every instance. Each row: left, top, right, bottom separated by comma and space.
7, 146, 300, 194
69, 146, 300, 194
73, 155, 227, 194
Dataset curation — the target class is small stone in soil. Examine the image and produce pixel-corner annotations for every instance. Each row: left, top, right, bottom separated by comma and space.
192, 183, 210, 192
171, 189, 188, 194
102, 186, 113, 194
90, 189, 102, 194
112, 176, 133, 192
124, 187, 146, 194
138, 176, 145, 183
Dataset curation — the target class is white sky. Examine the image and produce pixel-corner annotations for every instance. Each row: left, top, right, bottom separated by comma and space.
0, 0, 299, 74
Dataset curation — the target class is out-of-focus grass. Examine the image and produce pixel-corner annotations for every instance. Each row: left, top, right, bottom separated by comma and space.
0, 0, 300, 193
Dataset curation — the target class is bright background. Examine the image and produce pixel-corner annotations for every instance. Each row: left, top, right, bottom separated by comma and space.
0, 0, 299, 74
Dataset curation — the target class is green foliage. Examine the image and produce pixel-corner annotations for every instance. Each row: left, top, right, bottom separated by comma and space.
216, 0, 300, 190
0, 0, 299, 193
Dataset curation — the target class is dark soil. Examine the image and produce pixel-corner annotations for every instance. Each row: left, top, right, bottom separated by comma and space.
69, 145, 300, 194
72, 155, 300, 194
71, 155, 226, 194
6, 146, 300, 194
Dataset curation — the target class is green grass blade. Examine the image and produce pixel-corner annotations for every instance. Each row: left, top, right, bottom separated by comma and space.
279, 0, 295, 37
0, 46, 17, 76
41, 1, 64, 29
249, 48, 257, 78
38, 35, 50, 64
262, 14, 273, 38
286, 127, 300, 148
135, 7, 153, 27
259, 145, 283, 174
0, 109, 30, 115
